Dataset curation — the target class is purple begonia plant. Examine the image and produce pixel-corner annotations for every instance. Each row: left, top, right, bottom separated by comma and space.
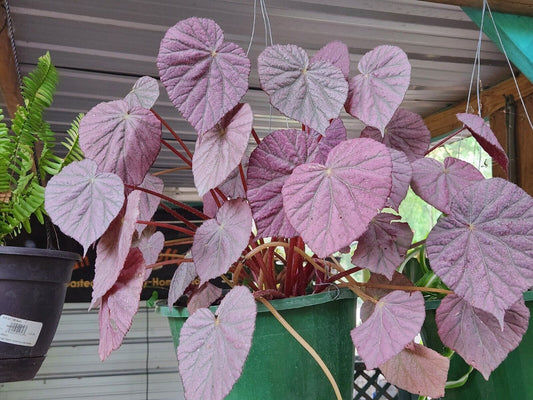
45, 17, 533, 400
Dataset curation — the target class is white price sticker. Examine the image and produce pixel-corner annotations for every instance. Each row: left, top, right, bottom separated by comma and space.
0, 315, 43, 347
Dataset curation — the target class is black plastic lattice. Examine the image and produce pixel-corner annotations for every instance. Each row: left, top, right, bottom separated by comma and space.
354, 356, 398, 400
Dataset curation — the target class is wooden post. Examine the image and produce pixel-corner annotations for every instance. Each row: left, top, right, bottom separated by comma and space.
0, 3, 22, 118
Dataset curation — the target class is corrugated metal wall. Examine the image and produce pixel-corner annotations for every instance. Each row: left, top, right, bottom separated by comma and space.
0, 302, 186, 400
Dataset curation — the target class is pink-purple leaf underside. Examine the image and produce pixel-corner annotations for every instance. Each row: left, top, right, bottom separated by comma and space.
192, 199, 252, 284
258, 44, 348, 135
187, 283, 223, 316
177, 286, 256, 400
44, 159, 124, 255
351, 290, 425, 370
282, 138, 392, 258
457, 112, 508, 172
346, 46, 411, 134
360, 108, 430, 162
91, 190, 142, 309
388, 149, 412, 211
168, 260, 197, 307
310, 41, 350, 80
426, 177, 533, 327
134, 230, 164, 266
192, 103, 252, 196
136, 174, 164, 235
411, 157, 484, 214
157, 17, 250, 135
202, 192, 222, 219
351, 213, 413, 279
436, 294, 529, 380
309, 118, 347, 164
98, 247, 145, 361
364, 271, 415, 301
124, 76, 160, 109
380, 342, 449, 398
247, 129, 318, 239
79, 100, 161, 186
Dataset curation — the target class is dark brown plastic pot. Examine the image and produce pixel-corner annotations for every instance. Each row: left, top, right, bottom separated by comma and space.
0, 246, 80, 382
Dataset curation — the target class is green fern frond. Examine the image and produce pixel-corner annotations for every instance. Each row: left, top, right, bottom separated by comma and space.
62, 113, 85, 165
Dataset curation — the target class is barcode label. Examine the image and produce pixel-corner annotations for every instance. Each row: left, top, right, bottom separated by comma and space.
0, 315, 43, 347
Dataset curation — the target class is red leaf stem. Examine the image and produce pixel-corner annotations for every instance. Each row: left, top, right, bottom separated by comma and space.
147, 257, 193, 269
214, 187, 227, 201
151, 108, 194, 159
137, 220, 196, 237
425, 127, 464, 156
251, 128, 261, 144
161, 139, 193, 167
238, 163, 248, 193
210, 189, 222, 208
160, 203, 198, 231
326, 265, 363, 283
285, 237, 296, 296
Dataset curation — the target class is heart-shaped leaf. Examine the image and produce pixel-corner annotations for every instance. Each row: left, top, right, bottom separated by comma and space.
426, 178, 533, 326
364, 271, 414, 300
124, 76, 160, 109
177, 286, 256, 400
351, 213, 413, 279
79, 99, 162, 186
187, 283, 223, 315
436, 294, 529, 379
311, 41, 350, 80
98, 247, 145, 361
247, 129, 318, 239
457, 113, 508, 172
136, 174, 164, 235
346, 47, 411, 134
45, 159, 124, 255
351, 290, 425, 369
134, 230, 164, 266
258, 44, 348, 135
192, 199, 252, 284
360, 108, 430, 162
192, 103, 253, 196
411, 157, 484, 214
380, 342, 449, 398
282, 138, 392, 258
388, 149, 412, 211
310, 118, 347, 164
157, 17, 250, 134
168, 260, 197, 307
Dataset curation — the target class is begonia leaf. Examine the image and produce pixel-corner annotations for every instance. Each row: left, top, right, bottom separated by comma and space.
124, 76, 160, 109
346, 46, 411, 134
134, 230, 164, 266
364, 271, 414, 301
202, 192, 222, 219
360, 108, 430, 162
311, 41, 350, 80
98, 247, 145, 361
79, 99, 161, 186
411, 157, 484, 214
192, 199, 252, 284
192, 103, 252, 196
310, 118, 347, 164
258, 44, 348, 135
282, 138, 392, 258
457, 112, 508, 172
247, 129, 318, 238
157, 17, 250, 134
136, 174, 164, 235
380, 342, 449, 398
168, 260, 197, 307
351, 213, 413, 279
388, 149, 412, 211
436, 294, 529, 379
426, 178, 533, 326
177, 286, 256, 400
187, 283, 223, 316
45, 159, 124, 255
351, 290, 425, 369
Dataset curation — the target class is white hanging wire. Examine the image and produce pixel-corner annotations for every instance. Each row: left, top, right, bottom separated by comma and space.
465, 0, 486, 116
246, 0, 258, 56
259, 0, 275, 131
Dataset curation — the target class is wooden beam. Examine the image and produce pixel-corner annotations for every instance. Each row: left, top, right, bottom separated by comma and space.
419, 1, 533, 17
0, 4, 22, 118
424, 74, 533, 137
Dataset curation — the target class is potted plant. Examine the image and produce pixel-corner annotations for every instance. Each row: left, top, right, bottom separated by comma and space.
0, 53, 82, 382
44, 17, 533, 400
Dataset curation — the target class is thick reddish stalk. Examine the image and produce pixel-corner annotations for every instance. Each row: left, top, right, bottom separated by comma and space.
284, 237, 296, 296
137, 220, 195, 236
160, 203, 197, 231
210, 189, 222, 208
326, 266, 363, 283
238, 163, 247, 193
425, 127, 465, 156
161, 139, 192, 167
147, 258, 193, 269
251, 128, 261, 144
151, 108, 194, 159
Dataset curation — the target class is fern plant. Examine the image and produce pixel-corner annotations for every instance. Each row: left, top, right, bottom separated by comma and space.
0, 52, 83, 244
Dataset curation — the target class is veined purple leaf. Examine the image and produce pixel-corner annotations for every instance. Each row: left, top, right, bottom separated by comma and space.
192, 199, 252, 284
136, 174, 164, 235
247, 129, 318, 238
457, 113, 508, 172
187, 283, 223, 315
436, 294, 529, 379
360, 108, 430, 162
351, 213, 413, 279
134, 230, 164, 266
310, 118, 347, 164
45, 159, 124, 255
346, 46, 411, 133
91, 191, 142, 309
202, 192, 223, 219
157, 17, 250, 134
124, 76, 160, 109
79, 99, 161, 186
388, 149, 412, 211
351, 290, 425, 369
311, 41, 350, 80
364, 271, 414, 301
177, 286, 256, 400
258, 44, 348, 135
380, 342, 449, 398
411, 157, 484, 214
168, 260, 197, 307
426, 178, 533, 326
192, 103, 253, 196
282, 138, 392, 258
98, 247, 145, 361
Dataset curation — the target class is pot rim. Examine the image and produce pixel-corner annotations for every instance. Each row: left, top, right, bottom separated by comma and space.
0, 245, 81, 261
